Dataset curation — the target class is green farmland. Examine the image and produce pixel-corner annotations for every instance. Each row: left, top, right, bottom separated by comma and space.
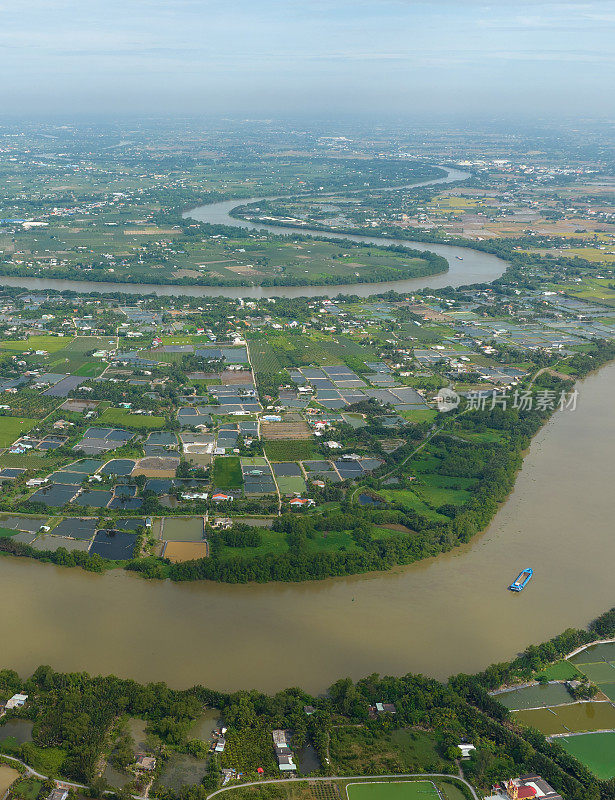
0, 335, 73, 353
346, 781, 439, 800
264, 440, 317, 461
558, 732, 615, 780
0, 417, 38, 446
97, 408, 166, 429
212, 456, 243, 489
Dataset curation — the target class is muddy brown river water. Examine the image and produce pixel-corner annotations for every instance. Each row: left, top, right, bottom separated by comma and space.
0, 363, 613, 692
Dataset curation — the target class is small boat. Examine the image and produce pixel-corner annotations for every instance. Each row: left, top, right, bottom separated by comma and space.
456, 255, 464, 260
509, 568, 533, 592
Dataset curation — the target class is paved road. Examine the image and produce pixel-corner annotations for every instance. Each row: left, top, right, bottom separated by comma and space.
206, 773, 479, 800
1, 756, 480, 800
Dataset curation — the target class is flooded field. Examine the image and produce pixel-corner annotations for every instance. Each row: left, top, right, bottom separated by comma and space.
0, 515, 47, 533
570, 642, 615, 665
158, 754, 208, 790
496, 683, 574, 711
297, 742, 321, 774
103, 718, 149, 789
160, 516, 204, 542
0, 719, 34, 744
514, 701, 615, 736
190, 709, 220, 740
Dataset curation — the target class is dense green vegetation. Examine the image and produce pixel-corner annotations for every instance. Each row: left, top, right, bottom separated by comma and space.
0, 606, 614, 799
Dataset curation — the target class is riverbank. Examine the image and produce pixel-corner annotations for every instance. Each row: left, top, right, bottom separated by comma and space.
0, 360, 585, 585
2, 607, 614, 800
0, 169, 509, 298
0, 359, 614, 690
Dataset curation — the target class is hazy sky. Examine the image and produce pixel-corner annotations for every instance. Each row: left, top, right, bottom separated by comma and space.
1, 0, 614, 116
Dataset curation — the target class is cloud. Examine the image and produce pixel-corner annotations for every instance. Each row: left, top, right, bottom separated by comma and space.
0, 0, 613, 114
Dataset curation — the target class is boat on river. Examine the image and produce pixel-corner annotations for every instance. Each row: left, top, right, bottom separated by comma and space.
509, 568, 533, 592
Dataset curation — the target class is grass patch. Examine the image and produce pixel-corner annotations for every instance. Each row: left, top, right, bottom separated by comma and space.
347, 782, 439, 800
399, 409, 438, 423
329, 726, 450, 774
212, 456, 243, 489
558, 732, 615, 780
304, 529, 360, 553
0, 527, 18, 538
9, 778, 42, 800
218, 529, 289, 559
455, 429, 503, 443
20, 742, 67, 777
378, 490, 448, 521
0, 417, 37, 447
414, 484, 471, 508
277, 475, 307, 495
536, 660, 581, 681
0, 335, 73, 353
264, 440, 317, 461
98, 408, 166, 429
73, 361, 105, 377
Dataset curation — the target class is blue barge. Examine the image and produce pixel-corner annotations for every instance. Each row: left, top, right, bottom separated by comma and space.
509, 568, 533, 592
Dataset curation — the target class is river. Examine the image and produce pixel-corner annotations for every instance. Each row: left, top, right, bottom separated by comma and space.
0, 168, 509, 298
0, 362, 613, 693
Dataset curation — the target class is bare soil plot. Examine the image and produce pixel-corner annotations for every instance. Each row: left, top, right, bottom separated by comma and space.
261, 419, 312, 440
221, 370, 254, 385
163, 541, 208, 562
132, 456, 179, 478
0, 765, 20, 797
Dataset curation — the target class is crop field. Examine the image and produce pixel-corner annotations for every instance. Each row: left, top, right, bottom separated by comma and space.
247, 339, 285, 375
264, 440, 317, 461
0, 335, 73, 353
97, 408, 166, 429
266, 334, 343, 367
318, 335, 378, 365
0, 392, 59, 418
212, 456, 243, 489
558, 732, 615, 779
346, 783, 439, 800
261, 418, 312, 441
0, 416, 37, 446
276, 475, 307, 495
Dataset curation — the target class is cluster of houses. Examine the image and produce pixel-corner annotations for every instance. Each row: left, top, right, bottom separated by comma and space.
272, 729, 296, 772
486, 775, 563, 800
